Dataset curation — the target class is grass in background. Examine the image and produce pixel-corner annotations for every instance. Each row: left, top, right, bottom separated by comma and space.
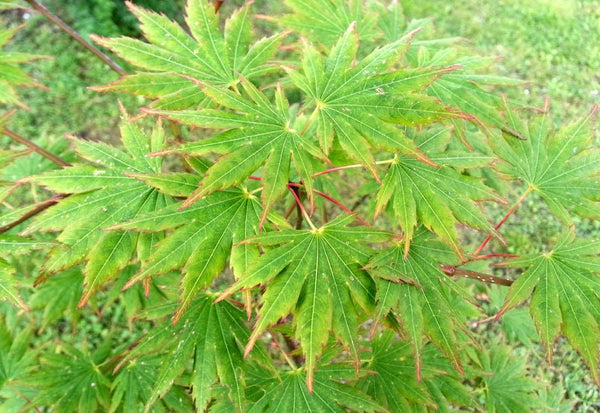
405, 0, 600, 122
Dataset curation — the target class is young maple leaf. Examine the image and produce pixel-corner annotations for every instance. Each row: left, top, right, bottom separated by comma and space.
497, 230, 600, 386
111, 185, 263, 323
21, 115, 171, 306
365, 231, 480, 382
216, 214, 392, 392
491, 101, 600, 222
286, 23, 468, 179
375, 127, 503, 259
146, 77, 323, 225
92, 0, 286, 110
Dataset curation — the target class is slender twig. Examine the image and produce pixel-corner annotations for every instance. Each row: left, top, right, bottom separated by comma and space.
0, 194, 66, 234
465, 253, 518, 263
3, 128, 70, 168
351, 194, 369, 211
470, 315, 497, 328
24, 0, 126, 76
472, 186, 533, 256
440, 264, 513, 287
286, 182, 371, 227
14, 388, 42, 413
290, 186, 303, 229
300, 106, 320, 136
312, 158, 396, 178
287, 185, 315, 230
269, 330, 297, 369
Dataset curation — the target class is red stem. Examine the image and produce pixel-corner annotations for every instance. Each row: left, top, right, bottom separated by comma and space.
287, 185, 310, 222
286, 182, 371, 227
472, 186, 532, 257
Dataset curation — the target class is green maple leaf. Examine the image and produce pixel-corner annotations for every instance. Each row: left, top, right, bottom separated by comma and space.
467, 343, 544, 413
365, 231, 479, 381
286, 23, 467, 178
416, 51, 526, 141
497, 230, 600, 386
116, 294, 268, 412
273, 0, 380, 47
92, 0, 286, 110
22, 116, 171, 306
111, 185, 263, 322
0, 322, 38, 411
375, 126, 502, 259
0, 26, 48, 109
218, 214, 391, 391
491, 101, 600, 222
146, 77, 322, 224
249, 365, 385, 412
0, 235, 55, 311
29, 268, 82, 332
29, 346, 111, 412
358, 331, 476, 411
110, 355, 194, 413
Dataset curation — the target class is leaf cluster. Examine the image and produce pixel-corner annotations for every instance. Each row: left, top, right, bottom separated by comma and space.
1, 0, 600, 411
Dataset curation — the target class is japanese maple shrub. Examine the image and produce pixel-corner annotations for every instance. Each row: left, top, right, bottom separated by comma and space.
1, 0, 599, 411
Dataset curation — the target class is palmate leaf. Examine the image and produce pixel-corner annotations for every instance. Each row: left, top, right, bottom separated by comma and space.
218, 214, 391, 391
29, 345, 111, 412
22, 116, 171, 306
111, 186, 263, 322
286, 23, 467, 178
0, 235, 54, 311
249, 365, 385, 412
115, 294, 268, 412
375, 127, 502, 258
497, 230, 600, 386
491, 101, 600, 222
415, 50, 525, 141
0, 320, 38, 408
467, 342, 544, 413
365, 231, 479, 381
273, 0, 380, 47
110, 355, 194, 413
358, 331, 476, 412
147, 77, 322, 223
92, 0, 285, 110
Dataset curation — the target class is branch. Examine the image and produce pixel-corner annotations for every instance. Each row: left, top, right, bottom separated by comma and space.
24, 0, 126, 76
3, 128, 70, 168
440, 264, 513, 287
0, 194, 66, 234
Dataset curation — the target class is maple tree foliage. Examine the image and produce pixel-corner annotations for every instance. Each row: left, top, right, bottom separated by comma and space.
1, 0, 600, 411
